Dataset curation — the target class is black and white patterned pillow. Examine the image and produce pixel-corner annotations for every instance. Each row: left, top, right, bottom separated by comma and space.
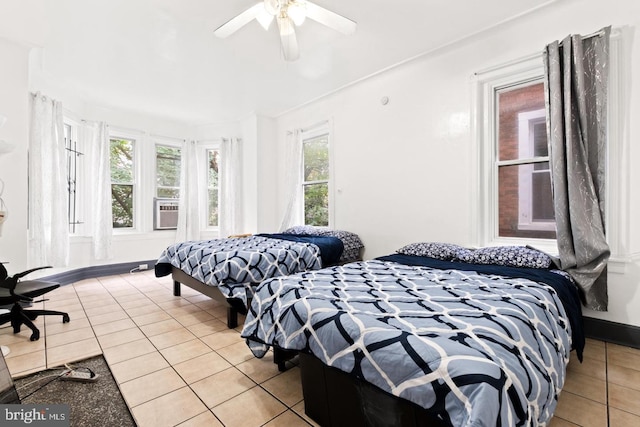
462, 246, 552, 269
282, 226, 364, 263
453, 247, 476, 263
397, 242, 466, 261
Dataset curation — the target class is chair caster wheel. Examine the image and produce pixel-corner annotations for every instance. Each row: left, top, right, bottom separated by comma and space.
63, 314, 70, 323
30, 331, 40, 341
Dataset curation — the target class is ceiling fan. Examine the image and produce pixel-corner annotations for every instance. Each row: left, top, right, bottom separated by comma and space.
214, 0, 357, 61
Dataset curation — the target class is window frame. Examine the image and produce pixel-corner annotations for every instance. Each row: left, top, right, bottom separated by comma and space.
195, 140, 222, 233
472, 54, 558, 253
299, 123, 332, 227
153, 138, 183, 200
109, 130, 140, 231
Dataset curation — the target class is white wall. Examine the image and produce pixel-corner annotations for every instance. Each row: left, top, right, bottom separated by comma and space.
254, 115, 278, 232
0, 37, 31, 273
239, 113, 279, 234
274, 0, 640, 327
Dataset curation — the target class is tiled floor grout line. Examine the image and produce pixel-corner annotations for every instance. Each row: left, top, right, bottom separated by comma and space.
75, 279, 183, 425
86, 275, 310, 427
98, 279, 215, 424
27, 273, 640, 426
0, 274, 365, 425
42, 286, 92, 372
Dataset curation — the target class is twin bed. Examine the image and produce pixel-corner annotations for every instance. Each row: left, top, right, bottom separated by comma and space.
154, 226, 364, 327
241, 243, 583, 426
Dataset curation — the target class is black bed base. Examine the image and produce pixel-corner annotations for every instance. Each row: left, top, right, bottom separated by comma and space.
273, 347, 298, 371
171, 268, 248, 329
299, 352, 447, 427
173, 279, 246, 329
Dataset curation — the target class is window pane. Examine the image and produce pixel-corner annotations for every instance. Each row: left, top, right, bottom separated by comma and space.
156, 145, 181, 197
304, 183, 328, 226
110, 138, 134, 228
532, 169, 554, 221
208, 150, 219, 188
495, 79, 554, 240
208, 189, 219, 227
110, 139, 134, 183
207, 150, 219, 227
303, 135, 329, 182
497, 82, 546, 162
157, 188, 180, 198
498, 164, 556, 239
112, 184, 134, 228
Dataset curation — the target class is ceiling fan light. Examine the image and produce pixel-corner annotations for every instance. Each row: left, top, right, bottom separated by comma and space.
287, 3, 307, 26
263, 0, 280, 15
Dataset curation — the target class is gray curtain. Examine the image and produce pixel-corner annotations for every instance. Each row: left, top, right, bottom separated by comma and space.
543, 27, 611, 311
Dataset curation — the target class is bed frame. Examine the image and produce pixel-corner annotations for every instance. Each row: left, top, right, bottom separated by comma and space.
172, 267, 298, 371
299, 352, 446, 427
171, 267, 246, 328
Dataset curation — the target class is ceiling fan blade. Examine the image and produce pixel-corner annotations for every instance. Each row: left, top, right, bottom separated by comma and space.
305, 1, 356, 35
277, 16, 300, 61
214, 3, 265, 39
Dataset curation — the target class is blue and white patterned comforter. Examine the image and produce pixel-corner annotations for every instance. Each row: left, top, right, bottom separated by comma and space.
242, 257, 580, 426
155, 236, 323, 305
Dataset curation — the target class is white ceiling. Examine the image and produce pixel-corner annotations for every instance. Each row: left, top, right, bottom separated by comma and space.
1, 0, 555, 124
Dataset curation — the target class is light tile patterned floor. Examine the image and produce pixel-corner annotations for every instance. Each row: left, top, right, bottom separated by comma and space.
1, 271, 639, 426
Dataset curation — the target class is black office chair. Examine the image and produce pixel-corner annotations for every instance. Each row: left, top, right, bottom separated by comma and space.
0, 263, 70, 341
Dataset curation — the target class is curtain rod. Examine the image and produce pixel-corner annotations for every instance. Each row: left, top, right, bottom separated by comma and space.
554, 26, 611, 47
561, 26, 610, 43
286, 119, 330, 135
580, 28, 607, 40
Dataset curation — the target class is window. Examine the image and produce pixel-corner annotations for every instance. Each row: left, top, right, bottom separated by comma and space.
110, 138, 135, 228
155, 144, 181, 198
473, 54, 556, 248
63, 121, 83, 234
301, 130, 330, 226
207, 149, 220, 227
496, 82, 555, 239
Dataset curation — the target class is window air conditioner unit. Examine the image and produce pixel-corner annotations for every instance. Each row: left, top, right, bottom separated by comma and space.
154, 198, 179, 230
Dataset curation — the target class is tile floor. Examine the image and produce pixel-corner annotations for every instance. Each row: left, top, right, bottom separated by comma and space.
1, 270, 639, 427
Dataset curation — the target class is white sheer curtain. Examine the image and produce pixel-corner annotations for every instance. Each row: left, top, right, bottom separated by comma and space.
279, 129, 303, 230
219, 137, 243, 237
175, 140, 201, 242
28, 92, 69, 267
88, 121, 113, 259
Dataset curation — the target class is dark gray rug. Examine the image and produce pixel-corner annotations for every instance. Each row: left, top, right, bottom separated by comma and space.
14, 355, 136, 427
